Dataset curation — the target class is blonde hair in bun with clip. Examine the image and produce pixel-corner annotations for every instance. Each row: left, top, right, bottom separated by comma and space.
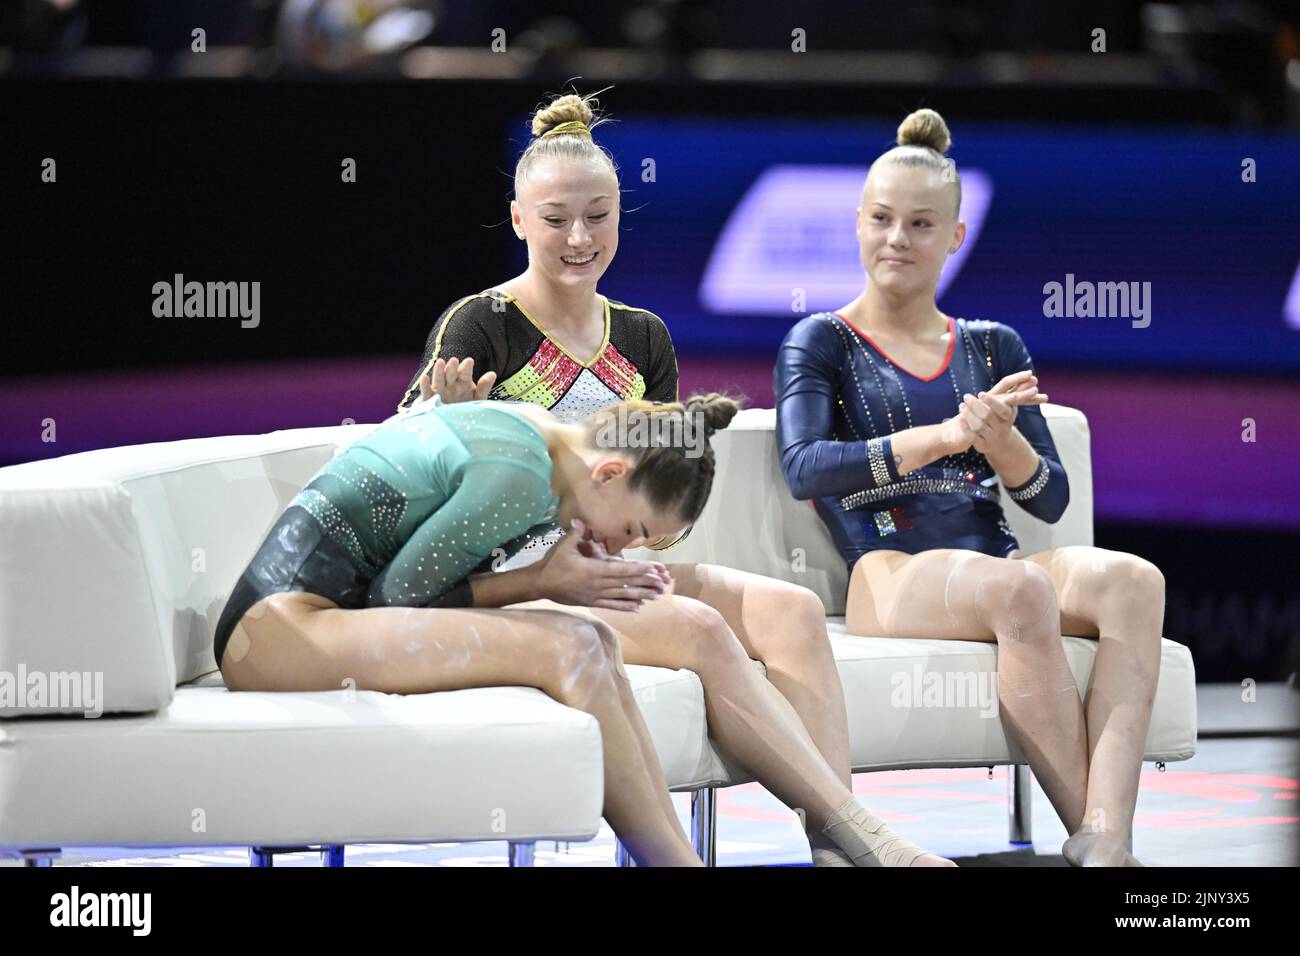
871, 107, 961, 217
515, 87, 619, 195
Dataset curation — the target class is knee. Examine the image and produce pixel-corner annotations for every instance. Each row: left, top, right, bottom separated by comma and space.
762, 585, 832, 656
674, 600, 748, 670
543, 615, 619, 704
980, 563, 1059, 642
1098, 554, 1166, 617
587, 617, 629, 675
783, 585, 830, 629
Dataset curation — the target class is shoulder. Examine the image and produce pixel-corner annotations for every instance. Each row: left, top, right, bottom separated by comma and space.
953, 316, 1032, 362
953, 316, 1025, 345
780, 312, 849, 351
422, 292, 519, 355
474, 402, 552, 449
438, 403, 552, 466
605, 297, 670, 335
435, 290, 510, 326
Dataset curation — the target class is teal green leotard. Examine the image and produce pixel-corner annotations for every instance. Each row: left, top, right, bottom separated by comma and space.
302, 401, 562, 606
213, 401, 560, 666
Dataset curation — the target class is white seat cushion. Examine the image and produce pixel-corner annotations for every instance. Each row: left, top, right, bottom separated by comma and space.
0, 680, 603, 847
695, 621, 1197, 788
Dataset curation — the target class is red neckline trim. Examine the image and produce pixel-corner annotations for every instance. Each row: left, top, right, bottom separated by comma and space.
833, 312, 956, 382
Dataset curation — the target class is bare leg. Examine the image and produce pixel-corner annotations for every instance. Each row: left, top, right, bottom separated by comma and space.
664, 564, 852, 786
847, 549, 1091, 845
1019, 547, 1164, 867
661, 563, 854, 863
220, 592, 702, 867
515, 593, 951, 865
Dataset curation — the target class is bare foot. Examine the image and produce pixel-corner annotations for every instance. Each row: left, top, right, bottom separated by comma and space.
1062, 831, 1131, 867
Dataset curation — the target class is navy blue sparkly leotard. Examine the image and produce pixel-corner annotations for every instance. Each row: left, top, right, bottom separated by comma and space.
774, 311, 1069, 571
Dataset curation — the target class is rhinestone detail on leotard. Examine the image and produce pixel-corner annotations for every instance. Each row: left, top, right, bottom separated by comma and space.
1007, 456, 1050, 502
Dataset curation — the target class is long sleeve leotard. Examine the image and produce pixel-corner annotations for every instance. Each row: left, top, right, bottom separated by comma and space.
213, 401, 561, 668
293, 401, 560, 607
774, 312, 1068, 571
397, 289, 679, 419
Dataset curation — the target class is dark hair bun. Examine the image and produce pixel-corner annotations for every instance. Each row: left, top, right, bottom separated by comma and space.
684, 393, 741, 435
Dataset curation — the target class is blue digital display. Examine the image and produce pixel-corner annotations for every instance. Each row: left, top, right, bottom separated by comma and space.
515, 118, 1300, 372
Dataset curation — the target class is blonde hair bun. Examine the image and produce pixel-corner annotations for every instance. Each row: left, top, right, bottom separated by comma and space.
531, 92, 597, 138
896, 108, 951, 154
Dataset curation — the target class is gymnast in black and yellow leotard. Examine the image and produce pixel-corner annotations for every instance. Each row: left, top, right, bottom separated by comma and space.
386, 89, 954, 867
397, 289, 678, 420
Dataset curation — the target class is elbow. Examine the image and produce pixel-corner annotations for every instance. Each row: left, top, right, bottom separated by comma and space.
779, 453, 814, 500
1052, 470, 1071, 522
1041, 473, 1070, 524
786, 474, 813, 501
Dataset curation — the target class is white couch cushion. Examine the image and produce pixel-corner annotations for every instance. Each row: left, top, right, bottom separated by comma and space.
694, 628, 1195, 788
0, 426, 376, 715
0, 680, 602, 846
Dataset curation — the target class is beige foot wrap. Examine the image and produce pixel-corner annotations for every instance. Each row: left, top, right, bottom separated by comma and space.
821, 798, 953, 867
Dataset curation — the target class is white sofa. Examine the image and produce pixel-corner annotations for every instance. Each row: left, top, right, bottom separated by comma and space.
0, 405, 1197, 866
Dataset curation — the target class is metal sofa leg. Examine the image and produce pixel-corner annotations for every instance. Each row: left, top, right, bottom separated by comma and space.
321, 845, 345, 867
1008, 765, 1033, 845
249, 847, 275, 867
249, 845, 344, 867
691, 788, 717, 866
508, 842, 535, 867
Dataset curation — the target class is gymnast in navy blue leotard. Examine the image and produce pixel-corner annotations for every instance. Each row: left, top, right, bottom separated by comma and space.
780, 105, 1165, 868
774, 310, 1069, 571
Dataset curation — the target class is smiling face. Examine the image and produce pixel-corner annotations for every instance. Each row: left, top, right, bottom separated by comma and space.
555, 455, 688, 554
857, 162, 965, 301
512, 156, 620, 289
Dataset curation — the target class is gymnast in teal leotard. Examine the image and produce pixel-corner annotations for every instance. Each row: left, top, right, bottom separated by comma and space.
212, 394, 742, 868
213, 396, 738, 670
302, 402, 562, 607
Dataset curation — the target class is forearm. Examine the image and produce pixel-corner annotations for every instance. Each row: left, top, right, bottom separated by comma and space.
983, 427, 1041, 487
467, 565, 542, 607
890, 423, 955, 476
781, 422, 954, 499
